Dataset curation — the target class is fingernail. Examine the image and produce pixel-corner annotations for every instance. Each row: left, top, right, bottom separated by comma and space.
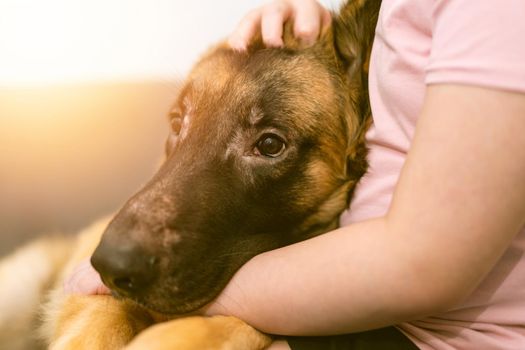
266, 39, 284, 48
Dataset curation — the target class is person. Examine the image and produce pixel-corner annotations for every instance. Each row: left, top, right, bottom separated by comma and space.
66, 0, 525, 349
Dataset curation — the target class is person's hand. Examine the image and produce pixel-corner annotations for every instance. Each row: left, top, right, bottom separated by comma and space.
228, 0, 331, 51
63, 258, 111, 295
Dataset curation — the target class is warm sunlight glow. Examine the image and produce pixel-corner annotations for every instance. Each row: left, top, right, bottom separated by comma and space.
0, 0, 341, 254
0, 0, 260, 86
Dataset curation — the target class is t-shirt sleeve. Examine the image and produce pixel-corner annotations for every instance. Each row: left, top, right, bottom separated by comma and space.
425, 0, 525, 93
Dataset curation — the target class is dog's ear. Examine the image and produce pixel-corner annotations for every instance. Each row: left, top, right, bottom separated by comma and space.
330, 0, 381, 83
247, 0, 380, 67
317, 0, 381, 185
314, 0, 380, 107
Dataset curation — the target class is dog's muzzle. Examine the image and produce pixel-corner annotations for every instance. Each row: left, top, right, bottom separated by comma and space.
91, 238, 159, 297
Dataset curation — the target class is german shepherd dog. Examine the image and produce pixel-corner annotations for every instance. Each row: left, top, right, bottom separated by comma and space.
0, 1, 380, 349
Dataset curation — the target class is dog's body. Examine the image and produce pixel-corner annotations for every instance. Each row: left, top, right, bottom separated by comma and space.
0, 1, 380, 349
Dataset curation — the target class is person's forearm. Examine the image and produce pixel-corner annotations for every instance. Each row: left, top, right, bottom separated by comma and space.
204, 217, 441, 335
203, 85, 525, 335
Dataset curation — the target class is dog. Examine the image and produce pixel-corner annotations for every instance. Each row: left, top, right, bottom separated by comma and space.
0, 0, 380, 349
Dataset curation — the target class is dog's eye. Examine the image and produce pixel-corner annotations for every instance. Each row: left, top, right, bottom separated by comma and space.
256, 134, 286, 157
170, 115, 183, 135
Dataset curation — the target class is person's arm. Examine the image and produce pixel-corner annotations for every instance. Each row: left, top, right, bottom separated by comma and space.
203, 84, 525, 335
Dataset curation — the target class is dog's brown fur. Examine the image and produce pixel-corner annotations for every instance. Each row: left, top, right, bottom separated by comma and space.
0, 1, 380, 349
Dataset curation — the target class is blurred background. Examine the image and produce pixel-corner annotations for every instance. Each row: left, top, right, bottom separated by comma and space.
0, 0, 341, 257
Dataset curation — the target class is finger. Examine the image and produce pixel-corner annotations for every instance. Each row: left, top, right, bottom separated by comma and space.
63, 259, 111, 295
320, 7, 332, 35
261, 2, 293, 48
228, 9, 262, 51
292, 1, 326, 46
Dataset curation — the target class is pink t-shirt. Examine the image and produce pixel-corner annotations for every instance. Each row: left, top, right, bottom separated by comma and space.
339, 0, 525, 349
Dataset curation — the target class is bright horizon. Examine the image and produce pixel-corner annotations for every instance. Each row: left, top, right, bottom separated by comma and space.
0, 0, 340, 87
0, 0, 252, 86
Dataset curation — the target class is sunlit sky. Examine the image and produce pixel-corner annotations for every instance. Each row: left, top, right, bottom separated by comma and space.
0, 0, 340, 86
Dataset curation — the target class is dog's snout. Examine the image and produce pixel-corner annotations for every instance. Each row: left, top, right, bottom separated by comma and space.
91, 240, 158, 296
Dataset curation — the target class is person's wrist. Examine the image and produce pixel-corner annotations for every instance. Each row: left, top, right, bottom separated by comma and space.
201, 255, 264, 318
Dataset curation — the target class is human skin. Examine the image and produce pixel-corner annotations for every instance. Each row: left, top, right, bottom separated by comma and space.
202, 84, 525, 337
202, 0, 525, 338
228, 0, 332, 50
65, 86, 525, 347
66, 1, 525, 349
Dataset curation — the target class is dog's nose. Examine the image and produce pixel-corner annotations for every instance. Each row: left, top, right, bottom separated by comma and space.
91, 240, 157, 296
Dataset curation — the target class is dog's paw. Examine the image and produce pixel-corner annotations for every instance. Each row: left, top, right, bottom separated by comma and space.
46, 295, 153, 350
49, 315, 145, 350
125, 315, 271, 350
50, 333, 128, 350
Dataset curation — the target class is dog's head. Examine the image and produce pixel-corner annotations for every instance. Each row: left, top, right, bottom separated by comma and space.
92, 0, 379, 314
